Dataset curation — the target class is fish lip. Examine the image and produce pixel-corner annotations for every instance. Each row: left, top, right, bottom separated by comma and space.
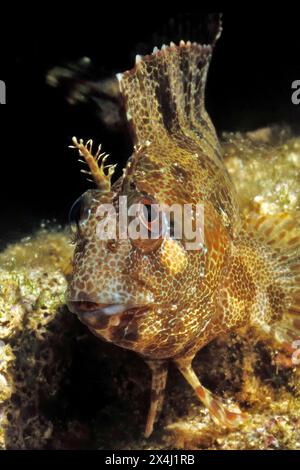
67, 301, 150, 327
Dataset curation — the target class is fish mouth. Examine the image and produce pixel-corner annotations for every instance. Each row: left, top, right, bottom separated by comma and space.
67, 301, 150, 328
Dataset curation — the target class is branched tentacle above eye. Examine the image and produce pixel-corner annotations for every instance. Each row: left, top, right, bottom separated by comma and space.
69, 136, 117, 191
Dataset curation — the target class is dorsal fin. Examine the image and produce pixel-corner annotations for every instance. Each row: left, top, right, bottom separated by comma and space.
116, 18, 222, 156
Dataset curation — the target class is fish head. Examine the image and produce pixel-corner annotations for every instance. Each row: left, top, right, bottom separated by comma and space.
66, 142, 230, 357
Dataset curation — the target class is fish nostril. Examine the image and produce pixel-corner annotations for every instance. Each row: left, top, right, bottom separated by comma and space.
107, 240, 118, 252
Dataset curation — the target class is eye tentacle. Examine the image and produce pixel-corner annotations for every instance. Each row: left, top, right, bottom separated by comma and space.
69, 137, 117, 191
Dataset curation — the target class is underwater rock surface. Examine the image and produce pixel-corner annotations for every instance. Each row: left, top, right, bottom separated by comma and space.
0, 129, 299, 449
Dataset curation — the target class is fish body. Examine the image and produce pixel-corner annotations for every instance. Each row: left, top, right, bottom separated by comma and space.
66, 19, 300, 436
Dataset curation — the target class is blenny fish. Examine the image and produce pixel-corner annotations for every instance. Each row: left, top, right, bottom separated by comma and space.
66, 18, 300, 437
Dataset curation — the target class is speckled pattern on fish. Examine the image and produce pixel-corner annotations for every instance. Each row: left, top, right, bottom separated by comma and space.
66, 16, 300, 437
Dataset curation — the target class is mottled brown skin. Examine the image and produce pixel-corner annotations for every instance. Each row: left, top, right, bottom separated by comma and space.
66, 29, 300, 436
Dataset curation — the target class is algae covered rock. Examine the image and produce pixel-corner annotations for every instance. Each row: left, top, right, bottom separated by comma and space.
223, 127, 300, 216
0, 229, 77, 449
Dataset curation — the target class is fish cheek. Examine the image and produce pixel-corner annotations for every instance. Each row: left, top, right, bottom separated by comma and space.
159, 240, 188, 276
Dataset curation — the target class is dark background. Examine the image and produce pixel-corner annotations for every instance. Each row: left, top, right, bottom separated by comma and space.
1, 7, 300, 247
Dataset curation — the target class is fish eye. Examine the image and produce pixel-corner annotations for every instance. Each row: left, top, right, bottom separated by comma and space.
68, 194, 84, 228
130, 196, 168, 253
139, 196, 168, 238
140, 198, 159, 232
68, 193, 91, 233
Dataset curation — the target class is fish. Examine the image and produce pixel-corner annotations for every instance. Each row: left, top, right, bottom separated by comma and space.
66, 17, 300, 437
